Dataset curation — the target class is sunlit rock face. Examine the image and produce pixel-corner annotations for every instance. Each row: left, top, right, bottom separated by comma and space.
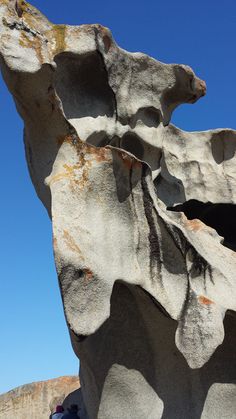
0, 1, 236, 418
0, 376, 81, 419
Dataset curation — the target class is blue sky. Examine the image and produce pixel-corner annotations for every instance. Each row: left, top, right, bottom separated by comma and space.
1, 0, 236, 394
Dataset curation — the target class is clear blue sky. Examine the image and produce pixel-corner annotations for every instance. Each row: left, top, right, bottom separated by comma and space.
1, 0, 236, 394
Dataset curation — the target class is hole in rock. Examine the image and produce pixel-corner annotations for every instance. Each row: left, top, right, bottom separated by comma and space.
118, 107, 162, 129
86, 131, 110, 147
167, 199, 236, 251
130, 107, 162, 128
54, 51, 116, 119
210, 132, 236, 164
86, 131, 162, 175
86, 131, 145, 160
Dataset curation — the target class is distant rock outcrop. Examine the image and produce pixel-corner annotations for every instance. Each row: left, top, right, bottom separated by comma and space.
0, 376, 81, 419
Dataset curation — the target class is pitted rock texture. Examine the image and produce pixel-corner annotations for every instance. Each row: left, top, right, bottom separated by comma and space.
0, 1, 236, 418
0, 376, 81, 419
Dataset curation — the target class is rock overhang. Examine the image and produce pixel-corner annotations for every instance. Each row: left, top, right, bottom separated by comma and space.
1, 0, 236, 370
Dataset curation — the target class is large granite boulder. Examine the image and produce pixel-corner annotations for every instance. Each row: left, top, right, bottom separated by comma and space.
0, 376, 81, 419
0, 1, 236, 417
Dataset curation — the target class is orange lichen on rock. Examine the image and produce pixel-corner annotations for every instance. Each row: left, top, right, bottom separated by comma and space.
48, 145, 94, 190
184, 218, 205, 232
48, 24, 66, 56
198, 295, 214, 305
63, 230, 85, 260
98, 25, 112, 53
19, 30, 44, 63
84, 143, 112, 163
84, 268, 93, 281
53, 236, 58, 248
57, 134, 78, 147
56, 134, 112, 165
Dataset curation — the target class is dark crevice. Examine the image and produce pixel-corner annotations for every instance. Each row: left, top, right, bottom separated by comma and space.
129, 106, 162, 128
167, 199, 236, 251
15, 0, 24, 18
141, 177, 162, 283
118, 106, 162, 128
138, 286, 172, 319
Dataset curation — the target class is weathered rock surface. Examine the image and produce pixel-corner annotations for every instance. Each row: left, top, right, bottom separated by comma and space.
0, 376, 81, 419
0, 1, 236, 418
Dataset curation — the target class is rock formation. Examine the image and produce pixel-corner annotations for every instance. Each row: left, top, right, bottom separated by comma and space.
0, 1, 236, 418
0, 376, 81, 419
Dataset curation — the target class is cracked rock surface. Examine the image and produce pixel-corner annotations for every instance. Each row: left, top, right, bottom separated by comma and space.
0, 1, 236, 418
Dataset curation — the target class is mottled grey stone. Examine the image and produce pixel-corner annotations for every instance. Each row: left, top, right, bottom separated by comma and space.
0, 1, 236, 418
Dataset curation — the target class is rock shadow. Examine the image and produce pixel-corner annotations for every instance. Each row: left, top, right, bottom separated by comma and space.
74, 281, 236, 418
210, 131, 236, 164
54, 52, 116, 120
167, 199, 236, 251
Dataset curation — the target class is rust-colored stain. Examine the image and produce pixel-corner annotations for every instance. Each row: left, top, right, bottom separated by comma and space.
120, 153, 133, 170
65, 155, 91, 190
103, 34, 111, 53
53, 237, 58, 248
84, 268, 93, 281
85, 144, 112, 163
117, 151, 142, 171
94, 24, 112, 53
57, 134, 112, 164
48, 170, 71, 186
48, 150, 93, 191
57, 134, 76, 147
185, 218, 204, 232
63, 230, 85, 260
198, 295, 214, 305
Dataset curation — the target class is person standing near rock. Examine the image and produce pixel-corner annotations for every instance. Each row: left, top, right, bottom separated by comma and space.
51, 405, 65, 419
62, 404, 80, 419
